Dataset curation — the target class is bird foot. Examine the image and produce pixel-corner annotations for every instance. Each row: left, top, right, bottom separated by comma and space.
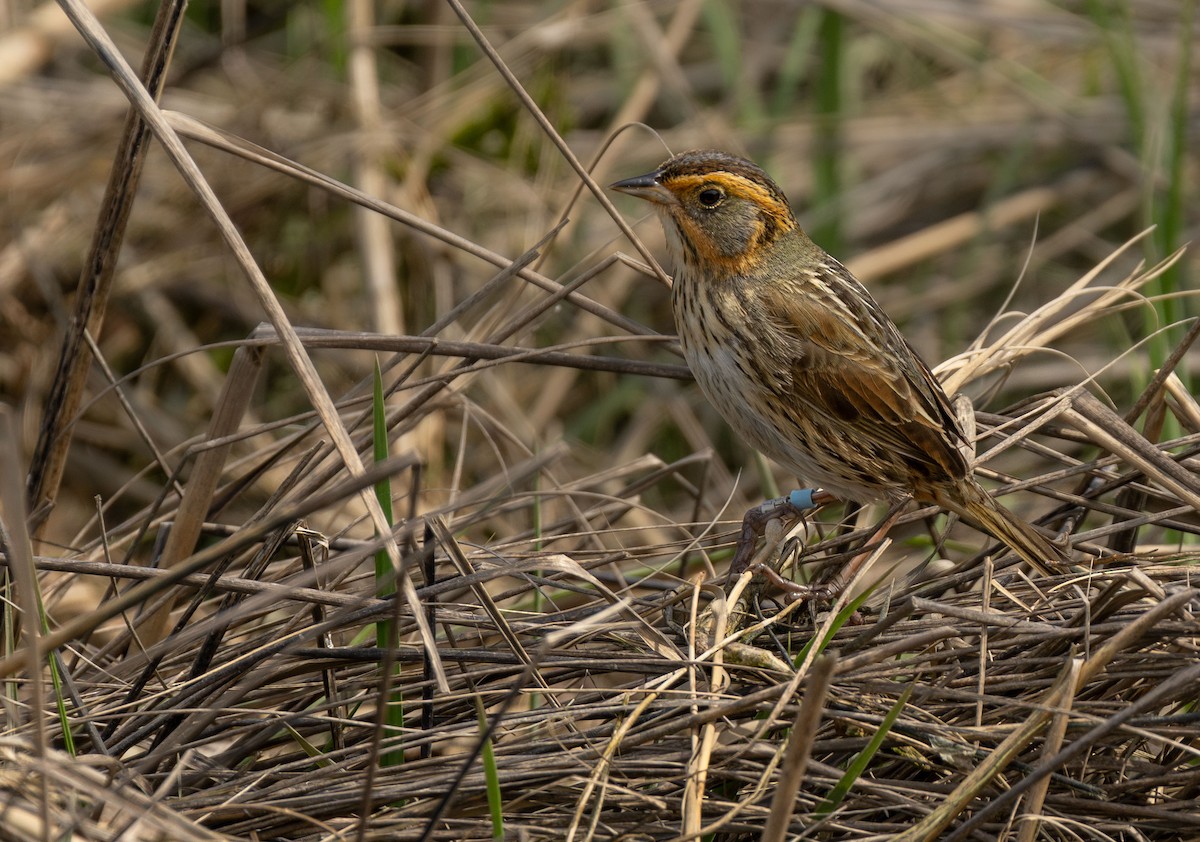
743, 562, 835, 605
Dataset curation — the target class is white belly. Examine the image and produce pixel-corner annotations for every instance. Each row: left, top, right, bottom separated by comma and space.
681, 338, 894, 503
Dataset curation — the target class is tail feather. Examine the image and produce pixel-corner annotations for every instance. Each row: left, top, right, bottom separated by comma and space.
943, 482, 1069, 575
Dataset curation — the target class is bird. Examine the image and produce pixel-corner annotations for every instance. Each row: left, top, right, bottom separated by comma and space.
610, 149, 1067, 576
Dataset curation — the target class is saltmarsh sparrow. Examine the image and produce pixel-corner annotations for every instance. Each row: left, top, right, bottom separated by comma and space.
612, 150, 1066, 574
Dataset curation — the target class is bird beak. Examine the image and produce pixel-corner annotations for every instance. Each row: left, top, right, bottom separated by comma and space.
609, 170, 676, 206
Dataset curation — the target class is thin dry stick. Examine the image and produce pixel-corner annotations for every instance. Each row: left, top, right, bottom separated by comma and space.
534, 0, 706, 273
81, 329, 181, 497
613, 0, 703, 132
163, 111, 658, 340
430, 517, 555, 697
22, 554, 362, 608
252, 326, 689, 380
976, 558, 991, 730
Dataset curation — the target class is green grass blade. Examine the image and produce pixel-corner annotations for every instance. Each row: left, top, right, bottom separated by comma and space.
812, 8, 846, 254
815, 682, 913, 816
793, 583, 874, 670
373, 359, 395, 606
770, 7, 822, 117
476, 695, 504, 840
372, 358, 404, 767
45, 634, 75, 756
283, 722, 334, 768
1153, 0, 1194, 340
1086, 0, 1144, 150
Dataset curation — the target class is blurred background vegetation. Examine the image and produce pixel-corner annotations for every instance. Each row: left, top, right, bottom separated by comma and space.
3, 1, 1195, 548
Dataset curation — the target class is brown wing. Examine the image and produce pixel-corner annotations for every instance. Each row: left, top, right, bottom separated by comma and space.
758, 263, 969, 486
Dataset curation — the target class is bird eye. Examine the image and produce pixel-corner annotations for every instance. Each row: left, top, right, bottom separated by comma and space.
697, 187, 724, 207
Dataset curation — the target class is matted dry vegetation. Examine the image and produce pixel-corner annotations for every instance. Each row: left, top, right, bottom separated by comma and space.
2, 1, 1199, 840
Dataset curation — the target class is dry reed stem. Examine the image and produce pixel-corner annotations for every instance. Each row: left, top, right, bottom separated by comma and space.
346, 0, 402, 336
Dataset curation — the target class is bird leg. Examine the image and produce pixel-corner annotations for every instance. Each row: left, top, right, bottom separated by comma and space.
739, 495, 907, 607
729, 488, 836, 575
780, 501, 907, 603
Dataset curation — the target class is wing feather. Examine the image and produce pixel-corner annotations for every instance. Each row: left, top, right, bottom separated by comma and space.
758, 268, 969, 485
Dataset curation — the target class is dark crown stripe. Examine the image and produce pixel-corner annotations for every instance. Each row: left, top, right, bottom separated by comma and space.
658, 150, 792, 210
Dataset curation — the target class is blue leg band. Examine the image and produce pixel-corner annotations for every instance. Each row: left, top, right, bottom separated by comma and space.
788, 488, 819, 510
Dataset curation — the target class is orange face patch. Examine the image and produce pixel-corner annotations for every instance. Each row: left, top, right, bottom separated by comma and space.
659, 172, 796, 276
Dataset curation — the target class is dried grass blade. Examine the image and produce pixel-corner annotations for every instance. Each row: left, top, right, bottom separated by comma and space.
0, 407, 49, 766
1166, 371, 1200, 430
345, 0, 401, 335
1016, 658, 1081, 842
936, 230, 1175, 395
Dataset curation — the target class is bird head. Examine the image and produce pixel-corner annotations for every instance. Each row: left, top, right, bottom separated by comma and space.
610, 150, 797, 277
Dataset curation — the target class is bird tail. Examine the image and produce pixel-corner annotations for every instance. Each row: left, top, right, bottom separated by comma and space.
943, 483, 1069, 576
